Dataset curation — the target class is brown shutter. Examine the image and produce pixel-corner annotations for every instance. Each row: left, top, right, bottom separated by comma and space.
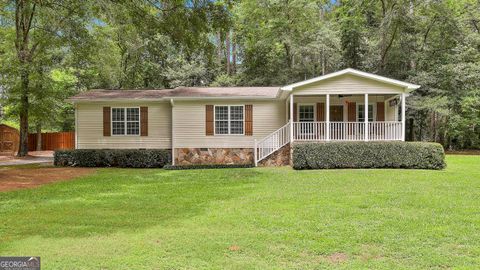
376, 102, 385, 121
245, 105, 253, 136
140, 107, 148, 136
316, 103, 325, 121
206, 105, 214, 136
293, 103, 297, 121
103, 107, 111, 136
348, 102, 356, 122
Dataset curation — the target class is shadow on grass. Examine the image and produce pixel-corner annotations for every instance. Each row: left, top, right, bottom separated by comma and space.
0, 168, 261, 243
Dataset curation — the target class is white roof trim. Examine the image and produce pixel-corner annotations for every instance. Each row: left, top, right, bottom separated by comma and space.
280, 68, 421, 92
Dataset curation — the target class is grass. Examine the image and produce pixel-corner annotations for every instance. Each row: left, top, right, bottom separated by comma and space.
0, 155, 479, 269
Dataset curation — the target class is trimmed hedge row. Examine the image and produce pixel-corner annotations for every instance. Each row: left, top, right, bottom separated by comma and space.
292, 141, 446, 170
54, 149, 170, 168
164, 164, 253, 170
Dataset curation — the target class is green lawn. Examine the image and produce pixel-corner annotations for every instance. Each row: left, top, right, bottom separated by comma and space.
1, 156, 479, 269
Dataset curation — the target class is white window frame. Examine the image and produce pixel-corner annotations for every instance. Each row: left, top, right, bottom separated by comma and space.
111, 107, 141, 136
356, 103, 376, 122
213, 105, 245, 136
297, 103, 316, 122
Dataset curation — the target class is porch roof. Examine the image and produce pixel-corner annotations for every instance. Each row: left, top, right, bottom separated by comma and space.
280, 68, 421, 92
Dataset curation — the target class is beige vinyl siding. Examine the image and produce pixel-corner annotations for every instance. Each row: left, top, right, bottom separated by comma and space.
293, 74, 406, 95
173, 100, 286, 148
76, 102, 171, 149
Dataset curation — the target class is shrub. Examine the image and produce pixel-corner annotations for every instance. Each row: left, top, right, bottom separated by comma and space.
292, 142, 446, 170
164, 164, 253, 170
54, 149, 171, 168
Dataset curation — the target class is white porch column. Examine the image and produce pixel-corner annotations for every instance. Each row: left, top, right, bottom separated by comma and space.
326, 94, 330, 141
401, 93, 406, 141
364, 93, 369, 141
290, 94, 294, 142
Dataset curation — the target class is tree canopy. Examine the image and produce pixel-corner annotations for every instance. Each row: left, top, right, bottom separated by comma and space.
0, 0, 479, 152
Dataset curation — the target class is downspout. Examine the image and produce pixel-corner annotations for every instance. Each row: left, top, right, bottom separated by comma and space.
170, 98, 175, 165
74, 103, 78, 149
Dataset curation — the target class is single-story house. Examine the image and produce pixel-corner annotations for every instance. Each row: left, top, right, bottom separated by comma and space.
69, 68, 420, 166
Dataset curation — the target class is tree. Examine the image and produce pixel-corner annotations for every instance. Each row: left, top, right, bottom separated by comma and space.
1, 0, 93, 156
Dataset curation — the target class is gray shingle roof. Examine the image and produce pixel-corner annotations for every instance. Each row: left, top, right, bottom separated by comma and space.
69, 87, 280, 101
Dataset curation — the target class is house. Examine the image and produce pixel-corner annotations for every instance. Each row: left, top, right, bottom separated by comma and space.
69, 68, 420, 166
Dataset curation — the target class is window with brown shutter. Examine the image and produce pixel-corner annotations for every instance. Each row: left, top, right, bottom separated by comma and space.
316, 103, 325, 121
245, 104, 253, 136
205, 105, 214, 135
348, 102, 356, 122
103, 107, 111, 136
140, 107, 148, 136
376, 102, 385, 121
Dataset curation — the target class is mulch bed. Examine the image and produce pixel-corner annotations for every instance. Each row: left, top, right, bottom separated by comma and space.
0, 166, 95, 192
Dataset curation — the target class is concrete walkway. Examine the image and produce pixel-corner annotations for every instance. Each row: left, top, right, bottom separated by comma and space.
0, 151, 53, 166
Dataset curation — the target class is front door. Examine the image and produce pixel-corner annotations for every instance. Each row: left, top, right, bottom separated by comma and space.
330, 105, 344, 139
330, 106, 343, 121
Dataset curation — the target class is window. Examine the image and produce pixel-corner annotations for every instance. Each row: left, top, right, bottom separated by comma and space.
358, 104, 374, 122
298, 105, 315, 134
214, 105, 244, 135
111, 107, 140, 135
298, 105, 315, 122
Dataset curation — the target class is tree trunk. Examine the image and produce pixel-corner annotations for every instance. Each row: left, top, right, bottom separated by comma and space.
36, 123, 42, 151
17, 68, 29, 157
217, 32, 223, 66
408, 118, 414, 141
14, 0, 37, 157
232, 31, 236, 74
409, 0, 416, 71
226, 30, 231, 75
321, 45, 326, 75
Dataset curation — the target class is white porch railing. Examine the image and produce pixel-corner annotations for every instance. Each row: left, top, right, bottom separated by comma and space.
292, 121, 402, 141
254, 121, 403, 165
329, 122, 365, 141
293, 122, 327, 141
368, 121, 403, 141
254, 122, 290, 166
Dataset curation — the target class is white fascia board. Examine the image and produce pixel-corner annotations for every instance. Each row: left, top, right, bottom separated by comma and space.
169, 96, 278, 101
67, 99, 168, 103
281, 68, 421, 91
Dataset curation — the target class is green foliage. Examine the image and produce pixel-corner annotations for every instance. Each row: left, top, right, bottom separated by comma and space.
54, 149, 171, 168
1, 0, 480, 149
209, 74, 240, 87
292, 142, 446, 170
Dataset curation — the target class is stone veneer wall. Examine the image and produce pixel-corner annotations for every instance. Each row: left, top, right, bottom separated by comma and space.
258, 144, 291, 167
175, 148, 254, 165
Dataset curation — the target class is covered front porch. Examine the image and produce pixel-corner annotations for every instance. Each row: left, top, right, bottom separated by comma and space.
288, 93, 406, 142
254, 68, 420, 166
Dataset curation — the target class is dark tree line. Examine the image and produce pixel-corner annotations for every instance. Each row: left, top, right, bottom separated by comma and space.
1, 0, 479, 154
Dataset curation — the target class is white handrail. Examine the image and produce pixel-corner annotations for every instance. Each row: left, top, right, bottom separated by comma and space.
255, 121, 402, 166
255, 122, 291, 166
292, 121, 402, 141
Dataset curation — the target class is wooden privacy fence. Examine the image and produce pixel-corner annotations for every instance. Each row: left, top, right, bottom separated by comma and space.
28, 131, 75, 151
